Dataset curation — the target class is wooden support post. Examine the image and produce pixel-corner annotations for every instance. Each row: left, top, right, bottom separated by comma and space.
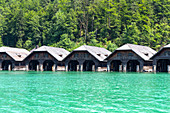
40, 64, 43, 71
37, 65, 39, 71
153, 65, 156, 72
167, 65, 170, 73
8, 64, 11, 71
65, 63, 68, 71
26, 64, 29, 71
52, 64, 56, 72
78, 60, 84, 72
123, 64, 127, 72
77, 65, 79, 71
107, 63, 110, 72
119, 65, 122, 72
136, 65, 139, 72
92, 65, 95, 71
80, 63, 83, 72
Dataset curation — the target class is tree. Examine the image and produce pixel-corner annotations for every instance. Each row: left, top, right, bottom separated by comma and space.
0, 0, 169, 51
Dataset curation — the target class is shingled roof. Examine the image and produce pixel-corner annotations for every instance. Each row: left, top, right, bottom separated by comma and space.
106, 44, 156, 61
150, 44, 170, 59
0, 47, 29, 61
64, 45, 111, 61
25, 46, 70, 61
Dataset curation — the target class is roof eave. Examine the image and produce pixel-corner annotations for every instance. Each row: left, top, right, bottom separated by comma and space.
150, 48, 164, 60
105, 49, 150, 61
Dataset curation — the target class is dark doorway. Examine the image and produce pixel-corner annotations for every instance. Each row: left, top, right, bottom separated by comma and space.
68, 60, 79, 71
2, 60, 12, 70
157, 59, 170, 72
43, 60, 54, 71
83, 60, 95, 71
110, 60, 122, 71
127, 60, 140, 72
29, 60, 39, 71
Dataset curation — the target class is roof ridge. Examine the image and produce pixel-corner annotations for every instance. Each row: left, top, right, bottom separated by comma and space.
84, 45, 108, 50
0, 46, 27, 50
39, 46, 66, 50
0, 47, 29, 53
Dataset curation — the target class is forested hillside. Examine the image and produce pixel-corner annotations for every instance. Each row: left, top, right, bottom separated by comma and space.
0, 0, 169, 51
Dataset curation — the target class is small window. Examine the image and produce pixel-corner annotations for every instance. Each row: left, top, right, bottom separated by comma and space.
18, 55, 22, 57
16, 53, 22, 57
97, 54, 101, 56
117, 53, 122, 57
128, 53, 133, 57
74, 53, 79, 58
59, 54, 62, 57
145, 53, 149, 56
35, 54, 39, 58
3, 54, 7, 58
80, 54, 83, 57
44, 53, 48, 58
164, 51, 168, 56
85, 54, 89, 58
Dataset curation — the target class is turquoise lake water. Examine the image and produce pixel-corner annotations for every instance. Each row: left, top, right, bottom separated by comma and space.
0, 71, 169, 112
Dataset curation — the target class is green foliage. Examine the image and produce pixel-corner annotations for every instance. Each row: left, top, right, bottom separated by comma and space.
0, 36, 3, 47
23, 39, 33, 51
16, 38, 23, 48
50, 34, 75, 52
0, 0, 169, 51
107, 41, 118, 52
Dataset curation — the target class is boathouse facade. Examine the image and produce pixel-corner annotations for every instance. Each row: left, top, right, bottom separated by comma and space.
23, 46, 70, 71
0, 47, 29, 71
106, 44, 156, 72
151, 44, 170, 72
63, 45, 111, 71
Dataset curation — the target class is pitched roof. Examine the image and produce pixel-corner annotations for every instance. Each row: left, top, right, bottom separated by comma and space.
106, 44, 156, 61
26, 46, 70, 61
65, 45, 111, 61
0, 47, 30, 61
163, 44, 170, 48
150, 44, 170, 59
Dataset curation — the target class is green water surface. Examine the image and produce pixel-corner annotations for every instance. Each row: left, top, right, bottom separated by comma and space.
0, 71, 169, 112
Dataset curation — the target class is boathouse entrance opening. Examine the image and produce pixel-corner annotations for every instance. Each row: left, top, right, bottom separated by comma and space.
83, 60, 95, 71
127, 60, 140, 72
2, 60, 12, 70
157, 59, 170, 72
29, 60, 39, 71
110, 60, 122, 71
43, 60, 54, 71
68, 60, 79, 71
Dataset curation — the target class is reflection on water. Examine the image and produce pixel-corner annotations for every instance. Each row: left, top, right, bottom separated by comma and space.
0, 71, 169, 112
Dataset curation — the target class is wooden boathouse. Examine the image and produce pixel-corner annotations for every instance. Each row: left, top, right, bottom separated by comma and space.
63, 45, 111, 71
106, 44, 156, 72
23, 46, 70, 71
0, 47, 29, 71
151, 44, 170, 72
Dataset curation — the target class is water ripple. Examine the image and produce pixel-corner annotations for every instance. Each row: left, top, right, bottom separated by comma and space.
0, 71, 169, 112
